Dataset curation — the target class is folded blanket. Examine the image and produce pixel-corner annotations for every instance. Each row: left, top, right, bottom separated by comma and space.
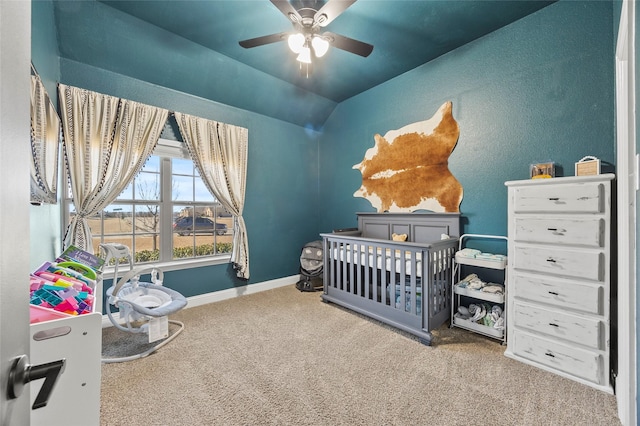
481, 284, 504, 294
457, 273, 485, 290
475, 253, 507, 262
456, 248, 481, 258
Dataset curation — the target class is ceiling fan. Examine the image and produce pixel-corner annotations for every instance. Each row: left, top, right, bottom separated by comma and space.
239, 0, 373, 76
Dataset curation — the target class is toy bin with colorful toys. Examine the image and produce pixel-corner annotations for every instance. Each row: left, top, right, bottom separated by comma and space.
28, 245, 103, 426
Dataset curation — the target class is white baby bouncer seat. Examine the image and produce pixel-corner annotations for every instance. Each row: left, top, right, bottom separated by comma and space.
100, 243, 187, 363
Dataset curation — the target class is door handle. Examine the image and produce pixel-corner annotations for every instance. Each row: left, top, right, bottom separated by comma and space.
7, 354, 66, 409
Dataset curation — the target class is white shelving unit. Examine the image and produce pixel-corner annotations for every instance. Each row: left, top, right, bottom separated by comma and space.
29, 276, 102, 426
451, 234, 508, 343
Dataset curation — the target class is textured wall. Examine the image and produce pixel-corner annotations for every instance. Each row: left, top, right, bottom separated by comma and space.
319, 1, 615, 239
32, 0, 323, 297
47, 59, 322, 297
52, 0, 337, 128
30, 0, 62, 269
31, 0, 616, 296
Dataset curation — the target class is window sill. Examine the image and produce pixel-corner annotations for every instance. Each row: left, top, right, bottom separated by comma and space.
99, 254, 232, 281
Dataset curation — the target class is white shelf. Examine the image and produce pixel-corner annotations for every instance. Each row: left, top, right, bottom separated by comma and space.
455, 253, 507, 270
453, 314, 504, 339
453, 284, 504, 304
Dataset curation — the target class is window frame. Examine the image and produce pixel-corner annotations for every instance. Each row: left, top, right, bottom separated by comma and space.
61, 138, 232, 280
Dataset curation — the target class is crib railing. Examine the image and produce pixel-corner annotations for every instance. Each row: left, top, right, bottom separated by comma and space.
321, 232, 457, 330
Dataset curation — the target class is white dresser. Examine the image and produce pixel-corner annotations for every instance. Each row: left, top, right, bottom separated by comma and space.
504, 174, 614, 394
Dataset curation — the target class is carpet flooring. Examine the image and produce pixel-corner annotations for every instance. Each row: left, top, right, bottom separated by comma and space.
100, 284, 620, 425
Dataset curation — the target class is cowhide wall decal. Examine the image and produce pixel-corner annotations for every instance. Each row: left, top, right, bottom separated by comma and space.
353, 101, 463, 213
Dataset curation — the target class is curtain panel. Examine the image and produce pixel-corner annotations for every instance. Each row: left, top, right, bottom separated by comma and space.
30, 74, 61, 204
174, 112, 250, 279
58, 84, 168, 253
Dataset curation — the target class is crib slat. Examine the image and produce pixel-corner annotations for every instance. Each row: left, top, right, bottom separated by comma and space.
326, 240, 333, 290
400, 248, 407, 311
336, 244, 347, 291
351, 245, 355, 294
410, 251, 417, 315
363, 244, 368, 298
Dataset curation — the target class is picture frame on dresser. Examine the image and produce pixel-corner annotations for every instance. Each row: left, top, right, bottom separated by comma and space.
529, 162, 555, 179
504, 174, 615, 395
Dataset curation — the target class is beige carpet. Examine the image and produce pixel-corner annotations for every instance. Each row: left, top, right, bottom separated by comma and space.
100, 285, 620, 426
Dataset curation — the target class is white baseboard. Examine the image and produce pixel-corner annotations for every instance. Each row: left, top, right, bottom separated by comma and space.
102, 274, 300, 328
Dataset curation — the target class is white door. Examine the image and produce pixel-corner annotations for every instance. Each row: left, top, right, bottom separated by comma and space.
0, 2, 33, 425
615, 1, 637, 425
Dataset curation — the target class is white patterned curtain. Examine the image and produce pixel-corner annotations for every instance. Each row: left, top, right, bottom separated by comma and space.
30, 74, 61, 204
59, 84, 168, 253
174, 112, 250, 279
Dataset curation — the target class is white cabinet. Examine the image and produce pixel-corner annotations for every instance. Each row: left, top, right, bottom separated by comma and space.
30, 313, 102, 426
504, 174, 614, 394
451, 234, 508, 342
30, 278, 102, 425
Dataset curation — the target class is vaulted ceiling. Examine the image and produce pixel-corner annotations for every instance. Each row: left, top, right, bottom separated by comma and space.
51, 0, 555, 127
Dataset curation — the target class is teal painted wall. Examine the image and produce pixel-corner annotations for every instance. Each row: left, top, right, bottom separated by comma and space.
52, 0, 337, 129
31, 0, 59, 102
30, 0, 62, 269
32, 0, 617, 296
31, 0, 322, 299
48, 59, 322, 297
32, 0, 616, 299
318, 1, 615, 240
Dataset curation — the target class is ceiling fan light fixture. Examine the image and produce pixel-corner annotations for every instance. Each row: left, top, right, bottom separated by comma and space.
299, 60, 312, 78
238, 0, 374, 70
287, 33, 305, 53
296, 44, 312, 64
311, 36, 329, 58
315, 13, 328, 26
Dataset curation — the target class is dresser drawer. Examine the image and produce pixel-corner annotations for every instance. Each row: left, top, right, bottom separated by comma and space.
512, 183, 604, 213
511, 330, 604, 384
513, 245, 603, 281
512, 273, 603, 315
513, 217, 604, 247
513, 302, 604, 349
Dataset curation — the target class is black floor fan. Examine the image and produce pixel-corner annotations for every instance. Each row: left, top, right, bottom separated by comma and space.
296, 240, 324, 292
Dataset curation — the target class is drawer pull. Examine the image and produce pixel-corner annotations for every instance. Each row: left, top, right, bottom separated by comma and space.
548, 291, 559, 296
549, 323, 559, 327
546, 257, 556, 263
547, 227, 566, 235
548, 197, 560, 201
545, 352, 555, 358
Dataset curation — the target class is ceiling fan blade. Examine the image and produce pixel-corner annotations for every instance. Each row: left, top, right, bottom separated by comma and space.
314, 0, 357, 27
270, 0, 302, 24
239, 32, 288, 49
323, 32, 373, 57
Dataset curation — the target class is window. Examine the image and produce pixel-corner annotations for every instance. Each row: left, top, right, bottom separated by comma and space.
62, 139, 233, 271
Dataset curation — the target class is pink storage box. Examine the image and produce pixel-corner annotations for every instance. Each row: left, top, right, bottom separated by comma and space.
29, 304, 73, 324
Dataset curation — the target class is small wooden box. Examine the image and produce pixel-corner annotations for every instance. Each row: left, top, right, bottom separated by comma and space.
575, 157, 600, 176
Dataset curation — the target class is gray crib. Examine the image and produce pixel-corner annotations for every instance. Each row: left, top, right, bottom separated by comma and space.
321, 212, 460, 345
